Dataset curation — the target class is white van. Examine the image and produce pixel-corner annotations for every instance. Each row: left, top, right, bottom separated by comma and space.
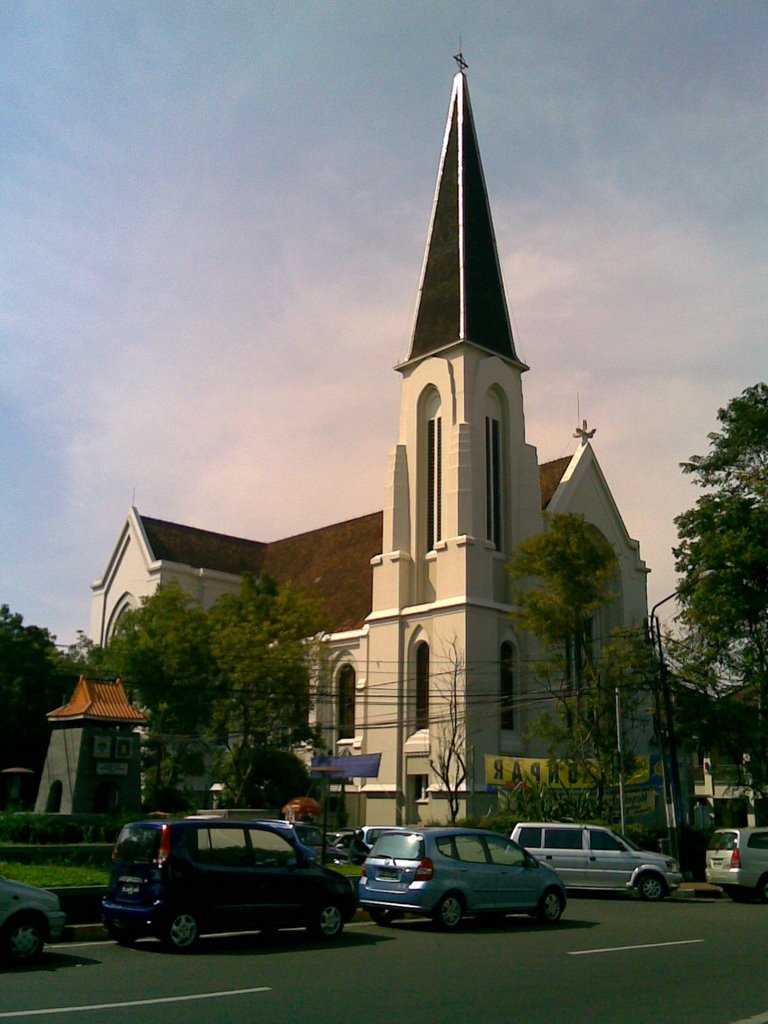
511, 822, 682, 901
705, 827, 768, 901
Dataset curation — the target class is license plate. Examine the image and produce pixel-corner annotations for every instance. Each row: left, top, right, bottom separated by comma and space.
377, 868, 399, 880
118, 875, 143, 896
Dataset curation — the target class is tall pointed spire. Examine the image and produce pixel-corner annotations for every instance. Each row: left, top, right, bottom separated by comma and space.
405, 69, 520, 366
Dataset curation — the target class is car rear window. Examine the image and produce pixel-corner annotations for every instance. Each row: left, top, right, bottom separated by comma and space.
707, 831, 738, 851
114, 825, 160, 863
747, 831, 768, 849
370, 833, 423, 860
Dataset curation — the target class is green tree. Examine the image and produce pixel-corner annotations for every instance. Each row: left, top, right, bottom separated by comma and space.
217, 748, 311, 810
673, 382, 768, 805
507, 513, 650, 819
0, 606, 76, 786
106, 582, 215, 807
208, 575, 327, 806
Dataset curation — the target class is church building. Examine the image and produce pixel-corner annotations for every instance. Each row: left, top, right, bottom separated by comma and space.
90, 67, 648, 824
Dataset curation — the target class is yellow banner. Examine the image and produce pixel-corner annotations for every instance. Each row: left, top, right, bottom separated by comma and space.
485, 754, 653, 789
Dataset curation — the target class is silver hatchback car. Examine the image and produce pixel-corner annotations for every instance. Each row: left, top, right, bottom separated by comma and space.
0, 876, 66, 964
358, 827, 566, 930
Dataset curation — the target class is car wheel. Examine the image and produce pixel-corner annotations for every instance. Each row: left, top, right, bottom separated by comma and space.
308, 903, 344, 939
432, 892, 464, 931
369, 908, 397, 927
1, 914, 46, 964
637, 874, 667, 902
757, 875, 768, 904
161, 910, 199, 952
537, 888, 564, 924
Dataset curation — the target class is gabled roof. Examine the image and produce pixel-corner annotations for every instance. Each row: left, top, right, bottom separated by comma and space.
406, 71, 521, 366
140, 511, 383, 633
142, 517, 267, 576
47, 676, 147, 724
134, 458, 571, 633
539, 455, 574, 508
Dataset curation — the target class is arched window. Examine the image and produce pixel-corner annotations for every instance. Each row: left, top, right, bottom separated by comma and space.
500, 641, 515, 730
486, 416, 501, 549
337, 664, 356, 739
416, 642, 430, 730
427, 416, 442, 550
485, 390, 504, 551
421, 386, 442, 553
45, 781, 62, 814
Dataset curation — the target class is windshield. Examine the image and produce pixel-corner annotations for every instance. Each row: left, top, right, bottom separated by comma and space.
114, 825, 160, 863
370, 833, 423, 860
294, 824, 322, 846
619, 834, 642, 851
707, 831, 737, 851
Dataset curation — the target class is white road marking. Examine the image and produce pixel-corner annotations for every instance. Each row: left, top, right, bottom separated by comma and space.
728, 1014, 768, 1024
569, 938, 704, 956
0, 987, 271, 1018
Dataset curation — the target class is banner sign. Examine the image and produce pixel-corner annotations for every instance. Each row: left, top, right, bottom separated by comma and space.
485, 754, 659, 790
311, 754, 382, 780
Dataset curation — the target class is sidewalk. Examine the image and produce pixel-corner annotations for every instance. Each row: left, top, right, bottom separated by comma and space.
676, 881, 724, 899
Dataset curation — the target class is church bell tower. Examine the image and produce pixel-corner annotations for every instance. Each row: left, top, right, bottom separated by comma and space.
371, 67, 543, 617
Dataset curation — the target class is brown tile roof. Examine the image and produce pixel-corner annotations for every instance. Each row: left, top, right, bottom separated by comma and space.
260, 513, 383, 632
141, 518, 268, 576
539, 455, 572, 508
137, 456, 571, 633
140, 512, 383, 633
47, 677, 147, 723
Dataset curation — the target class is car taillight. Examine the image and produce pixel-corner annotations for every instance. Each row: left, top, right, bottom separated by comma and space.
414, 858, 434, 881
730, 847, 741, 868
156, 824, 172, 867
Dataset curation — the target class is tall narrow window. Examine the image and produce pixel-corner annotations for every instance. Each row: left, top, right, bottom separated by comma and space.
427, 416, 442, 550
337, 664, 355, 739
500, 641, 515, 730
486, 416, 501, 550
415, 642, 430, 730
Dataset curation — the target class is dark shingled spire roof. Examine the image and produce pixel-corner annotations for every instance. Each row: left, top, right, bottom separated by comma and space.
406, 71, 520, 365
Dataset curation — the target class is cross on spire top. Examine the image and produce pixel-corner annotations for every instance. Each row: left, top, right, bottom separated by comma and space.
574, 420, 596, 445
453, 52, 468, 72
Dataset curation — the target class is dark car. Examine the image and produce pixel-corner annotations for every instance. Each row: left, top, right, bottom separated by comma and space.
101, 819, 356, 951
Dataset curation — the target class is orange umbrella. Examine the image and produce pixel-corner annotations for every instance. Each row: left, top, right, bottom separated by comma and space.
282, 796, 322, 818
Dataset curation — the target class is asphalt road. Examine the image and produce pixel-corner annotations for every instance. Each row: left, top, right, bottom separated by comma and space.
2, 895, 768, 1024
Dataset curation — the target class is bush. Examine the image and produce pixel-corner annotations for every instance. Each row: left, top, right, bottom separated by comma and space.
0, 812, 132, 845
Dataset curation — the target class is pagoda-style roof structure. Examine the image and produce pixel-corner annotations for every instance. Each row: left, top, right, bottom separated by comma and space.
47, 676, 147, 725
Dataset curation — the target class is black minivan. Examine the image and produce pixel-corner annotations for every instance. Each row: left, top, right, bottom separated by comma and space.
101, 819, 356, 951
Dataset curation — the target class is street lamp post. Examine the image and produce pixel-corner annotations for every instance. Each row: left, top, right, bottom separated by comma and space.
648, 573, 717, 863
648, 571, 718, 862
648, 601, 683, 863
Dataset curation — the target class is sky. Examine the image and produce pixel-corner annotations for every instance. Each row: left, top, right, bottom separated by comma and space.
1, 0, 765, 646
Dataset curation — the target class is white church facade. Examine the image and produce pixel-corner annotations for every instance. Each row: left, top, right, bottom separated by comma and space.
90, 69, 649, 825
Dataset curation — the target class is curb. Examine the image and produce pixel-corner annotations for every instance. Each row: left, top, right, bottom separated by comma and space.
63, 890, 724, 943
676, 883, 724, 899
65, 908, 374, 943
